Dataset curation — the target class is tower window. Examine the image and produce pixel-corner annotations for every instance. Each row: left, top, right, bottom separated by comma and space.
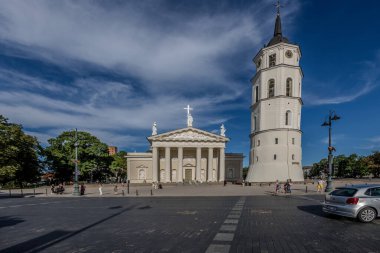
275, 138, 278, 144
292, 138, 295, 145
256, 156, 259, 162
292, 154, 295, 160
268, 79, 275, 98
254, 116, 258, 131
257, 140, 260, 146
285, 110, 292, 126
286, 78, 293, 96
255, 86, 259, 102
274, 154, 277, 160
269, 54, 276, 67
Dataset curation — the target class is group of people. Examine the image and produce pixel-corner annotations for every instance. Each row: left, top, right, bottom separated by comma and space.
275, 180, 292, 195
151, 182, 163, 189
51, 184, 65, 194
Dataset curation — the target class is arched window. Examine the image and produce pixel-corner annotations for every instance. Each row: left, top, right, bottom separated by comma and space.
255, 86, 259, 102
286, 78, 293, 96
268, 79, 275, 98
285, 110, 292, 126
254, 116, 257, 131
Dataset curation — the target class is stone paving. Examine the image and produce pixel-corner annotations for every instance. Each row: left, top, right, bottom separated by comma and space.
0, 193, 379, 253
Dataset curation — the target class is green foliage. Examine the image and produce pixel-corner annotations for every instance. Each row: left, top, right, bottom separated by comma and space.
44, 130, 112, 182
308, 158, 327, 178
308, 152, 378, 178
0, 115, 41, 186
368, 151, 380, 178
109, 151, 128, 182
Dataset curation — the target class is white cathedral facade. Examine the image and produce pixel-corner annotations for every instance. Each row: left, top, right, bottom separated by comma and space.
246, 11, 304, 182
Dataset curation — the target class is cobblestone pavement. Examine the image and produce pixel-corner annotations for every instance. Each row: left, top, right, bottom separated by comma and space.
0, 194, 379, 253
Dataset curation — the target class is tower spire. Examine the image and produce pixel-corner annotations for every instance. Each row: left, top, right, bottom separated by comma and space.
266, 0, 290, 47
273, 0, 282, 36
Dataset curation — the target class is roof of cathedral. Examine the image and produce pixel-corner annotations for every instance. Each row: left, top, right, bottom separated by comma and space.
266, 13, 291, 47
147, 127, 229, 143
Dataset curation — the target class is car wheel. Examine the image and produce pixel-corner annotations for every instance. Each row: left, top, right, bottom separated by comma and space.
357, 207, 377, 223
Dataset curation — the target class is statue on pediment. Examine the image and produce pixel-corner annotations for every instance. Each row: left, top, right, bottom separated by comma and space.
220, 124, 226, 137
152, 122, 157, 135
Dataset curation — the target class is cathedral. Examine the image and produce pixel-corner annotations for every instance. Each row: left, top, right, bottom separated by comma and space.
246, 9, 304, 182
125, 106, 244, 184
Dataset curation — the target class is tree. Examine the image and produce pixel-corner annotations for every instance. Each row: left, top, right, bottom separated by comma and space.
44, 130, 112, 182
368, 151, 380, 178
333, 155, 348, 178
309, 158, 328, 178
109, 151, 128, 182
0, 115, 41, 186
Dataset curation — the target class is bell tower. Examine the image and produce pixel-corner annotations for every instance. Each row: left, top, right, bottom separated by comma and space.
246, 6, 304, 182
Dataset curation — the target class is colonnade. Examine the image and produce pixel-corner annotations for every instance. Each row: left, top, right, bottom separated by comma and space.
151, 147, 225, 183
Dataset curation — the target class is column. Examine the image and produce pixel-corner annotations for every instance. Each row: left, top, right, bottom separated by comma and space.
165, 147, 171, 183
177, 147, 183, 183
152, 147, 158, 182
219, 147, 225, 182
207, 148, 213, 182
196, 147, 201, 182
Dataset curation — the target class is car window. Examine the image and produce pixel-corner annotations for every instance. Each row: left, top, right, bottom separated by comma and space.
330, 188, 357, 197
370, 187, 380, 197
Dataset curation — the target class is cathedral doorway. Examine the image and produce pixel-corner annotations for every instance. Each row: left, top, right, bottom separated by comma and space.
184, 168, 193, 182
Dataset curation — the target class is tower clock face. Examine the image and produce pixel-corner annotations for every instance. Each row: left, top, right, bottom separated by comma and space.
285, 50, 293, 58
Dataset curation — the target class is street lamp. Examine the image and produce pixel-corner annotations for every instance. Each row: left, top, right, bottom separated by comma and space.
72, 128, 80, 196
321, 111, 340, 192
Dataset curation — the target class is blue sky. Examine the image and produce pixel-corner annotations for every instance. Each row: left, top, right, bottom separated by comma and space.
0, 0, 379, 166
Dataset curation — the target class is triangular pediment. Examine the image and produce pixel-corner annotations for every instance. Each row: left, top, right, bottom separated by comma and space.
147, 127, 229, 143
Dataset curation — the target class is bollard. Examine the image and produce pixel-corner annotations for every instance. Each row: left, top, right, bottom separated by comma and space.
127, 184, 130, 194
136, 190, 138, 196
150, 189, 153, 196
45, 188, 48, 196
9, 189, 11, 197
21, 188, 24, 197
306, 186, 308, 193
122, 190, 125, 197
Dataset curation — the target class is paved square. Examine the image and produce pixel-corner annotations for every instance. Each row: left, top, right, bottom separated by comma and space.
214, 232, 234, 242
219, 225, 237, 232
0, 194, 379, 252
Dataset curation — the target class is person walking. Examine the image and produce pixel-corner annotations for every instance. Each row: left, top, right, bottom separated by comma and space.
80, 183, 86, 195
98, 183, 103, 196
275, 180, 280, 195
114, 184, 118, 195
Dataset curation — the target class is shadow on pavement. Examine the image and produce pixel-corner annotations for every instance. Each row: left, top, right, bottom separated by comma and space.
297, 205, 354, 222
0, 204, 138, 253
0, 216, 25, 228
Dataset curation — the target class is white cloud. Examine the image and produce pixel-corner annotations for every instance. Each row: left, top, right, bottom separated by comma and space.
304, 51, 380, 106
0, 0, 301, 149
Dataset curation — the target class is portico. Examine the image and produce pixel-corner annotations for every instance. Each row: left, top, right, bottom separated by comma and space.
149, 127, 228, 183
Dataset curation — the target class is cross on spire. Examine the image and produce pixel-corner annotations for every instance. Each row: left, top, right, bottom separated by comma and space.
184, 104, 193, 116
274, 0, 283, 15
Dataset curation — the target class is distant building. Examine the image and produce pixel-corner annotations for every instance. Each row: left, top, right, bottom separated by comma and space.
108, 146, 118, 155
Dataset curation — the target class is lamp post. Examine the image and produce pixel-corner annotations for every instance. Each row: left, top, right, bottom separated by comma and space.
321, 111, 340, 192
72, 128, 80, 196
